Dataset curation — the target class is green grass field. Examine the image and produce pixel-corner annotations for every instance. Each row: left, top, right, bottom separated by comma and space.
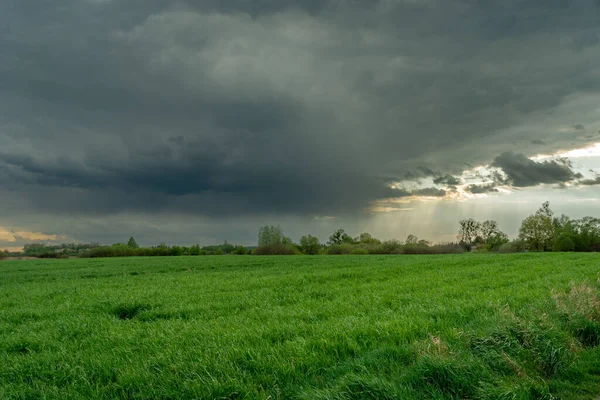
1, 254, 600, 399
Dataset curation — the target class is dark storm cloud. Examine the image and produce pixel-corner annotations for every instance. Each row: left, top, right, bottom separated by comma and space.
574, 124, 586, 131
433, 175, 461, 186
417, 167, 438, 177
531, 139, 546, 145
465, 184, 499, 194
415, 167, 461, 186
1, 0, 600, 222
578, 176, 600, 186
0, 150, 405, 216
491, 152, 582, 187
412, 188, 447, 198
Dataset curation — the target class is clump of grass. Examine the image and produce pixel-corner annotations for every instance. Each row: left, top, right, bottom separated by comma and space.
135, 310, 193, 322
481, 380, 555, 400
572, 320, 600, 347
6, 340, 42, 355
410, 356, 485, 398
468, 306, 573, 379
554, 279, 600, 347
555, 280, 600, 320
111, 303, 151, 320
348, 375, 400, 399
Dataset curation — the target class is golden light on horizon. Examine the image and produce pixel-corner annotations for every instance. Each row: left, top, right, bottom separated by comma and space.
0, 226, 69, 245
532, 142, 600, 161
0, 246, 25, 253
0, 228, 16, 243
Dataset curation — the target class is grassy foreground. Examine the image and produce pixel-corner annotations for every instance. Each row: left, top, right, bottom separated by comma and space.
1, 254, 600, 399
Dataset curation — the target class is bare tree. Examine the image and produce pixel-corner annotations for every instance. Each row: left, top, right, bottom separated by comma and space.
480, 220, 499, 242
458, 219, 481, 250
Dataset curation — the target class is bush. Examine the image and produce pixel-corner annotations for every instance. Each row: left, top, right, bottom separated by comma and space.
136, 248, 154, 257
554, 234, 576, 252
328, 244, 356, 255
351, 248, 369, 255
403, 243, 464, 254
171, 246, 183, 256
189, 245, 201, 256
151, 246, 173, 257
487, 232, 509, 251
82, 246, 137, 258
232, 246, 248, 255
254, 244, 299, 255
81, 244, 183, 258
370, 240, 403, 254
554, 282, 600, 347
498, 243, 518, 253
38, 251, 69, 259
432, 243, 465, 254
300, 235, 321, 255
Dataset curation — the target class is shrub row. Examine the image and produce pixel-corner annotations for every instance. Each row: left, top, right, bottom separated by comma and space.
81, 244, 250, 258
253, 244, 301, 255
327, 242, 464, 255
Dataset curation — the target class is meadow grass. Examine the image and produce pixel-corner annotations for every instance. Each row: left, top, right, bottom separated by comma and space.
1, 254, 600, 399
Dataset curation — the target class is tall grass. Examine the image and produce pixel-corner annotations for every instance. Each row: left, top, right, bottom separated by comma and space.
0, 254, 599, 399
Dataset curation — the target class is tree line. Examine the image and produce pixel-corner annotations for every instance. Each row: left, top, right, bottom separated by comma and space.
457, 201, 600, 252
80, 238, 252, 258
254, 201, 600, 255
254, 225, 463, 255
0, 239, 252, 259
2, 201, 598, 260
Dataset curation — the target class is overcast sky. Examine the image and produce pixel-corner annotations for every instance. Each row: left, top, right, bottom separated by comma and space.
1, 0, 600, 249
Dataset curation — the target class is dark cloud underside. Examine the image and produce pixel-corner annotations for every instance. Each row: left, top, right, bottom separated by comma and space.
0, 0, 599, 221
465, 184, 499, 194
412, 187, 447, 198
578, 176, 600, 186
492, 152, 582, 187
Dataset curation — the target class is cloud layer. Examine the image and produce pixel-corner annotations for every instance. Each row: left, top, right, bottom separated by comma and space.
1, 0, 600, 243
